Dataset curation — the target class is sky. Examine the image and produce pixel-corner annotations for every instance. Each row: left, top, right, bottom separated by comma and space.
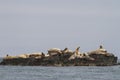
0, 0, 120, 58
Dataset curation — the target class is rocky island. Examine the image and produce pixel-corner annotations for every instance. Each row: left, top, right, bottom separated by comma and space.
0, 45, 118, 66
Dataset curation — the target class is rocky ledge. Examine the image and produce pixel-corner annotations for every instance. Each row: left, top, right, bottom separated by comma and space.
0, 45, 118, 66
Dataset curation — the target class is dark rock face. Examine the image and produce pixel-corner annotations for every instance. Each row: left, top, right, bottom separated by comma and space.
0, 47, 118, 66
0, 53, 117, 66
88, 54, 117, 66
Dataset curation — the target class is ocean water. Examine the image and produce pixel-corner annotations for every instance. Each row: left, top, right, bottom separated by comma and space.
0, 58, 3, 63
0, 65, 120, 80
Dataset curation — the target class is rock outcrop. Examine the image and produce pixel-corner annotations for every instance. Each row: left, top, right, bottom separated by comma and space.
0, 46, 118, 66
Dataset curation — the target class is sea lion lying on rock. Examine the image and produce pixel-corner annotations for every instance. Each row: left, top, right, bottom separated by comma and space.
4, 52, 45, 59
69, 47, 81, 60
88, 45, 108, 55
4, 54, 29, 59
62, 48, 73, 53
62, 48, 73, 55
99, 45, 107, 52
29, 52, 45, 58
69, 47, 94, 60
69, 52, 94, 60
48, 48, 62, 56
16, 54, 29, 58
4, 55, 16, 59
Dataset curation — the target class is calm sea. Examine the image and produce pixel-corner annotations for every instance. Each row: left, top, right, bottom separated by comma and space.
0, 58, 120, 80
0, 65, 120, 80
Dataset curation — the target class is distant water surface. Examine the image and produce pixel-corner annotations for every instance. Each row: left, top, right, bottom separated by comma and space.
0, 65, 120, 80
0, 58, 3, 63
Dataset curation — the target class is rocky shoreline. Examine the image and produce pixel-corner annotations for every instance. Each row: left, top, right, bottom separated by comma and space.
0, 45, 118, 66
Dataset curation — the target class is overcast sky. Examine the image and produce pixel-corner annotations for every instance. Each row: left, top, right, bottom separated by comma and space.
0, 0, 120, 58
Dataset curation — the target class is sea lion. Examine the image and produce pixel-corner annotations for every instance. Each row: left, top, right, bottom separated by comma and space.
29, 52, 43, 58
48, 48, 62, 56
6, 54, 9, 57
69, 47, 81, 60
81, 53, 95, 60
62, 48, 73, 54
17, 54, 29, 58
4, 55, 15, 59
75, 47, 80, 55
99, 45, 107, 53
88, 45, 107, 55
62, 48, 68, 52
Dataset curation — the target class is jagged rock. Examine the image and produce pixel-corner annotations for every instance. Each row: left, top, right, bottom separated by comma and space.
0, 46, 118, 66
87, 45, 117, 66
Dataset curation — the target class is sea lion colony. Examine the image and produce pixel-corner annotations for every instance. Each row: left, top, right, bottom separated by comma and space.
1, 45, 118, 66
4, 45, 108, 59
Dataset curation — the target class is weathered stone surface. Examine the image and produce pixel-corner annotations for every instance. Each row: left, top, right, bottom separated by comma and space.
0, 46, 118, 66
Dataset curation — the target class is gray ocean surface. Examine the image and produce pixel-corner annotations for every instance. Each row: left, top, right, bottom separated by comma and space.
0, 65, 120, 80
